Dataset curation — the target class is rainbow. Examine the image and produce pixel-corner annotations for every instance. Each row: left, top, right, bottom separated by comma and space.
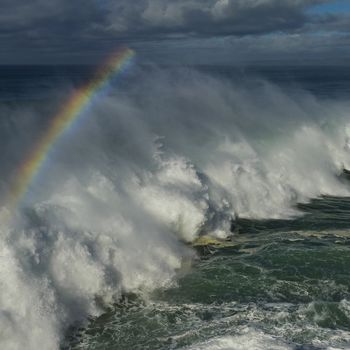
7, 47, 135, 209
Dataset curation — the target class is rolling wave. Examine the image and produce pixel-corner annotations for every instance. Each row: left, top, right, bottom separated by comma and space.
0, 66, 350, 349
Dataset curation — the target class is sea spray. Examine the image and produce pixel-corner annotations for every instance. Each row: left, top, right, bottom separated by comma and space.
0, 66, 350, 349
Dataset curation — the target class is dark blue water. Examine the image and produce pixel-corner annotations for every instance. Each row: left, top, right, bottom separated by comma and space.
1, 65, 350, 101
0, 65, 94, 101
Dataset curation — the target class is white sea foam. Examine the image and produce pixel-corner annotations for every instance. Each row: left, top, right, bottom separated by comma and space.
183, 328, 293, 350
0, 67, 350, 349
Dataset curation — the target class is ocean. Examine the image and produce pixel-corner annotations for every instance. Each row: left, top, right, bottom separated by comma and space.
0, 64, 350, 350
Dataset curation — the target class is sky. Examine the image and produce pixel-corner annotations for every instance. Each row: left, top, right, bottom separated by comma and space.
0, 0, 349, 65
308, 0, 350, 13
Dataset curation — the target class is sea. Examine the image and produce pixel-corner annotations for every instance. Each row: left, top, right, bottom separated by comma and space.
0, 64, 350, 350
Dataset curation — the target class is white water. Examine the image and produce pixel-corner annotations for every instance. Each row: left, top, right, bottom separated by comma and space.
0, 67, 350, 349
183, 328, 293, 350
184, 328, 350, 350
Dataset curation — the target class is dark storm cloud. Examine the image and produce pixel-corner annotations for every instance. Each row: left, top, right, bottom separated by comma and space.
0, 0, 348, 63
0, 0, 325, 39
114, 0, 330, 37
310, 12, 350, 33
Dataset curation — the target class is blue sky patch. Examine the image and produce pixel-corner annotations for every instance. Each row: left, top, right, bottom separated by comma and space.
308, 0, 350, 14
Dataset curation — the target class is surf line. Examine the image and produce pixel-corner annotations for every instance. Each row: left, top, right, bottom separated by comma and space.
6, 47, 135, 210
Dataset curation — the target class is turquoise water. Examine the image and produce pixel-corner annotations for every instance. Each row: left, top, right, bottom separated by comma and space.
66, 196, 350, 350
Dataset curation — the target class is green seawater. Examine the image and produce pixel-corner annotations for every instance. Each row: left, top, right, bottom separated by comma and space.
66, 196, 350, 350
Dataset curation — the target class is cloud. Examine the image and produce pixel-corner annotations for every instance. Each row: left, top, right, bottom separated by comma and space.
104, 0, 324, 37
0, 0, 326, 40
0, 0, 348, 64
131, 31, 350, 65
309, 12, 350, 33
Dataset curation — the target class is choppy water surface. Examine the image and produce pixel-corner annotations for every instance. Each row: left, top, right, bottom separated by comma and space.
66, 196, 350, 350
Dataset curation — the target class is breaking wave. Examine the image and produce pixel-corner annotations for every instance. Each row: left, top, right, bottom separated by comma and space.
0, 66, 350, 349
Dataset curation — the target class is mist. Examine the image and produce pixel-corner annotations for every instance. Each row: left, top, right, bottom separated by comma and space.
1, 66, 350, 349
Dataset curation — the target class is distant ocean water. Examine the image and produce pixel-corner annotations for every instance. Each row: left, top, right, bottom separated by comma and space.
1, 65, 350, 101
0, 64, 350, 350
